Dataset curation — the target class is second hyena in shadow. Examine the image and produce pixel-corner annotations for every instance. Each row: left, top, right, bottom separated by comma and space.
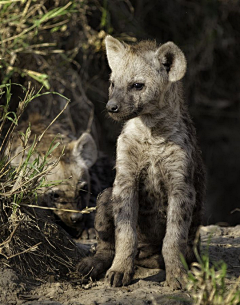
78, 36, 206, 289
6, 114, 99, 238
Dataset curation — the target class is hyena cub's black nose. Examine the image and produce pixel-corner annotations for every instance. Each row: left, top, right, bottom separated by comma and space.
70, 213, 83, 224
106, 100, 119, 113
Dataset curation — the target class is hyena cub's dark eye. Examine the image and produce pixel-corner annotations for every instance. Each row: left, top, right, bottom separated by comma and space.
110, 82, 114, 88
132, 83, 144, 90
51, 192, 60, 200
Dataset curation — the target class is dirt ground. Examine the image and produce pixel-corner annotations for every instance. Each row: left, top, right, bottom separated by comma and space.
0, 225, 239, 305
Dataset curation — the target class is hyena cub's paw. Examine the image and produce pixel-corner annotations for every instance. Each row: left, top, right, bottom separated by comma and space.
164, 265, 187, 290
105, 267, 134, 287
77, 257, 106, 280
81, 228, 96, 240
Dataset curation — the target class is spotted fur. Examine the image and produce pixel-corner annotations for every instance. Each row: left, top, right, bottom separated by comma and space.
78, 36, 206, 289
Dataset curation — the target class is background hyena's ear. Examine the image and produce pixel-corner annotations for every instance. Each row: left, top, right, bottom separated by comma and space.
155, 42, 187, 82
105, 35, 127, 70
72, 133, 97, 168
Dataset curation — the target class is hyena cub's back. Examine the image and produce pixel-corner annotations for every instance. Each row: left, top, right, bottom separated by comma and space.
78, 36, 205, 289
7, 114, 99, 238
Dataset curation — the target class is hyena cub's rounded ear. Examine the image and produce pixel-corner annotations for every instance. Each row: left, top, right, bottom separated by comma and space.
105, 35, 128, 71
72, 133, 98, 168
156, 42, 187, 82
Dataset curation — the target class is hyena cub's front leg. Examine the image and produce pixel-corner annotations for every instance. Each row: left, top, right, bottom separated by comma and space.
162, 160, 197, 289
77, 188, 115, 279
105, 186, 139, 287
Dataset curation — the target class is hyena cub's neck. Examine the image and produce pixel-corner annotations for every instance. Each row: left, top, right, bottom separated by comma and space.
105, 35, 188, 140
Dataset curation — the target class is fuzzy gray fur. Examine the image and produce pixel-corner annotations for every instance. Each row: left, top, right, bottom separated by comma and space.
78, 36, 206, 289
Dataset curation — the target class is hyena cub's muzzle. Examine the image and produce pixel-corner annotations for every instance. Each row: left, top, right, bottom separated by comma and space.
106, 82, 145, 121
45, 189, 88, 231
106, 97, 143, 121
68, 210, 84, 225
57, 204, 84, 228
52, 200, 85, 229
106, 99, 119, 113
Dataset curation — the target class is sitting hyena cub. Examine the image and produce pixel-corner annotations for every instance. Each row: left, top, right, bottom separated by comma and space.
7, 114, 98, 238
78, 36, 205, 289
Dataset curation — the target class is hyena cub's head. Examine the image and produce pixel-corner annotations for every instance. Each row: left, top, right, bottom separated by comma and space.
105, 35, 187, 121
41, 132, 97, 234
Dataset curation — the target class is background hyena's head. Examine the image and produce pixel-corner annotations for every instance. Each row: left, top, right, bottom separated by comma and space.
41, 132, 97, 234
105, 35, 187, 121
8, 117, 98, 236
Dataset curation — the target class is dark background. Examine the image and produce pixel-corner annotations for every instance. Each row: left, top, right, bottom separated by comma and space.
1, 0, 240, 225
87, 0, 240, 226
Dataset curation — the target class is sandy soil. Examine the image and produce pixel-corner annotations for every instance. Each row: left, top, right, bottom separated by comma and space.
0, 225, 239, 305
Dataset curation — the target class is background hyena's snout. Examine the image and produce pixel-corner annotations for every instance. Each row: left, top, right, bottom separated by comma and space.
106, 99, 119, 113
70, 212, 84, 224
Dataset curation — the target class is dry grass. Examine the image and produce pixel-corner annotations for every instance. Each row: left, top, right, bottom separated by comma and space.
0, 1, 104, 281
0, 83, 91, 281
0, 208, 89, 281
0, 0, 75, 88
0, 1, 100, 141
0, 83, 69, 208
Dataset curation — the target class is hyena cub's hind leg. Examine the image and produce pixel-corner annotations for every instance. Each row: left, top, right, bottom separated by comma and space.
135, 244, 165, 269
77, 188, 115, 279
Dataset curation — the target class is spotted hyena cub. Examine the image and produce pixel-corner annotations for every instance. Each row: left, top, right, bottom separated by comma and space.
78, 36, 206, 289
7, 114, 98, 238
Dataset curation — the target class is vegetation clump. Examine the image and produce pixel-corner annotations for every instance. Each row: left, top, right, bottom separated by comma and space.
183, 246, 240, 305
0, 83, 89, 281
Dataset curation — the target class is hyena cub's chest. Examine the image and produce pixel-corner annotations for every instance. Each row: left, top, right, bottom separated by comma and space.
138, 157, 168, 217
